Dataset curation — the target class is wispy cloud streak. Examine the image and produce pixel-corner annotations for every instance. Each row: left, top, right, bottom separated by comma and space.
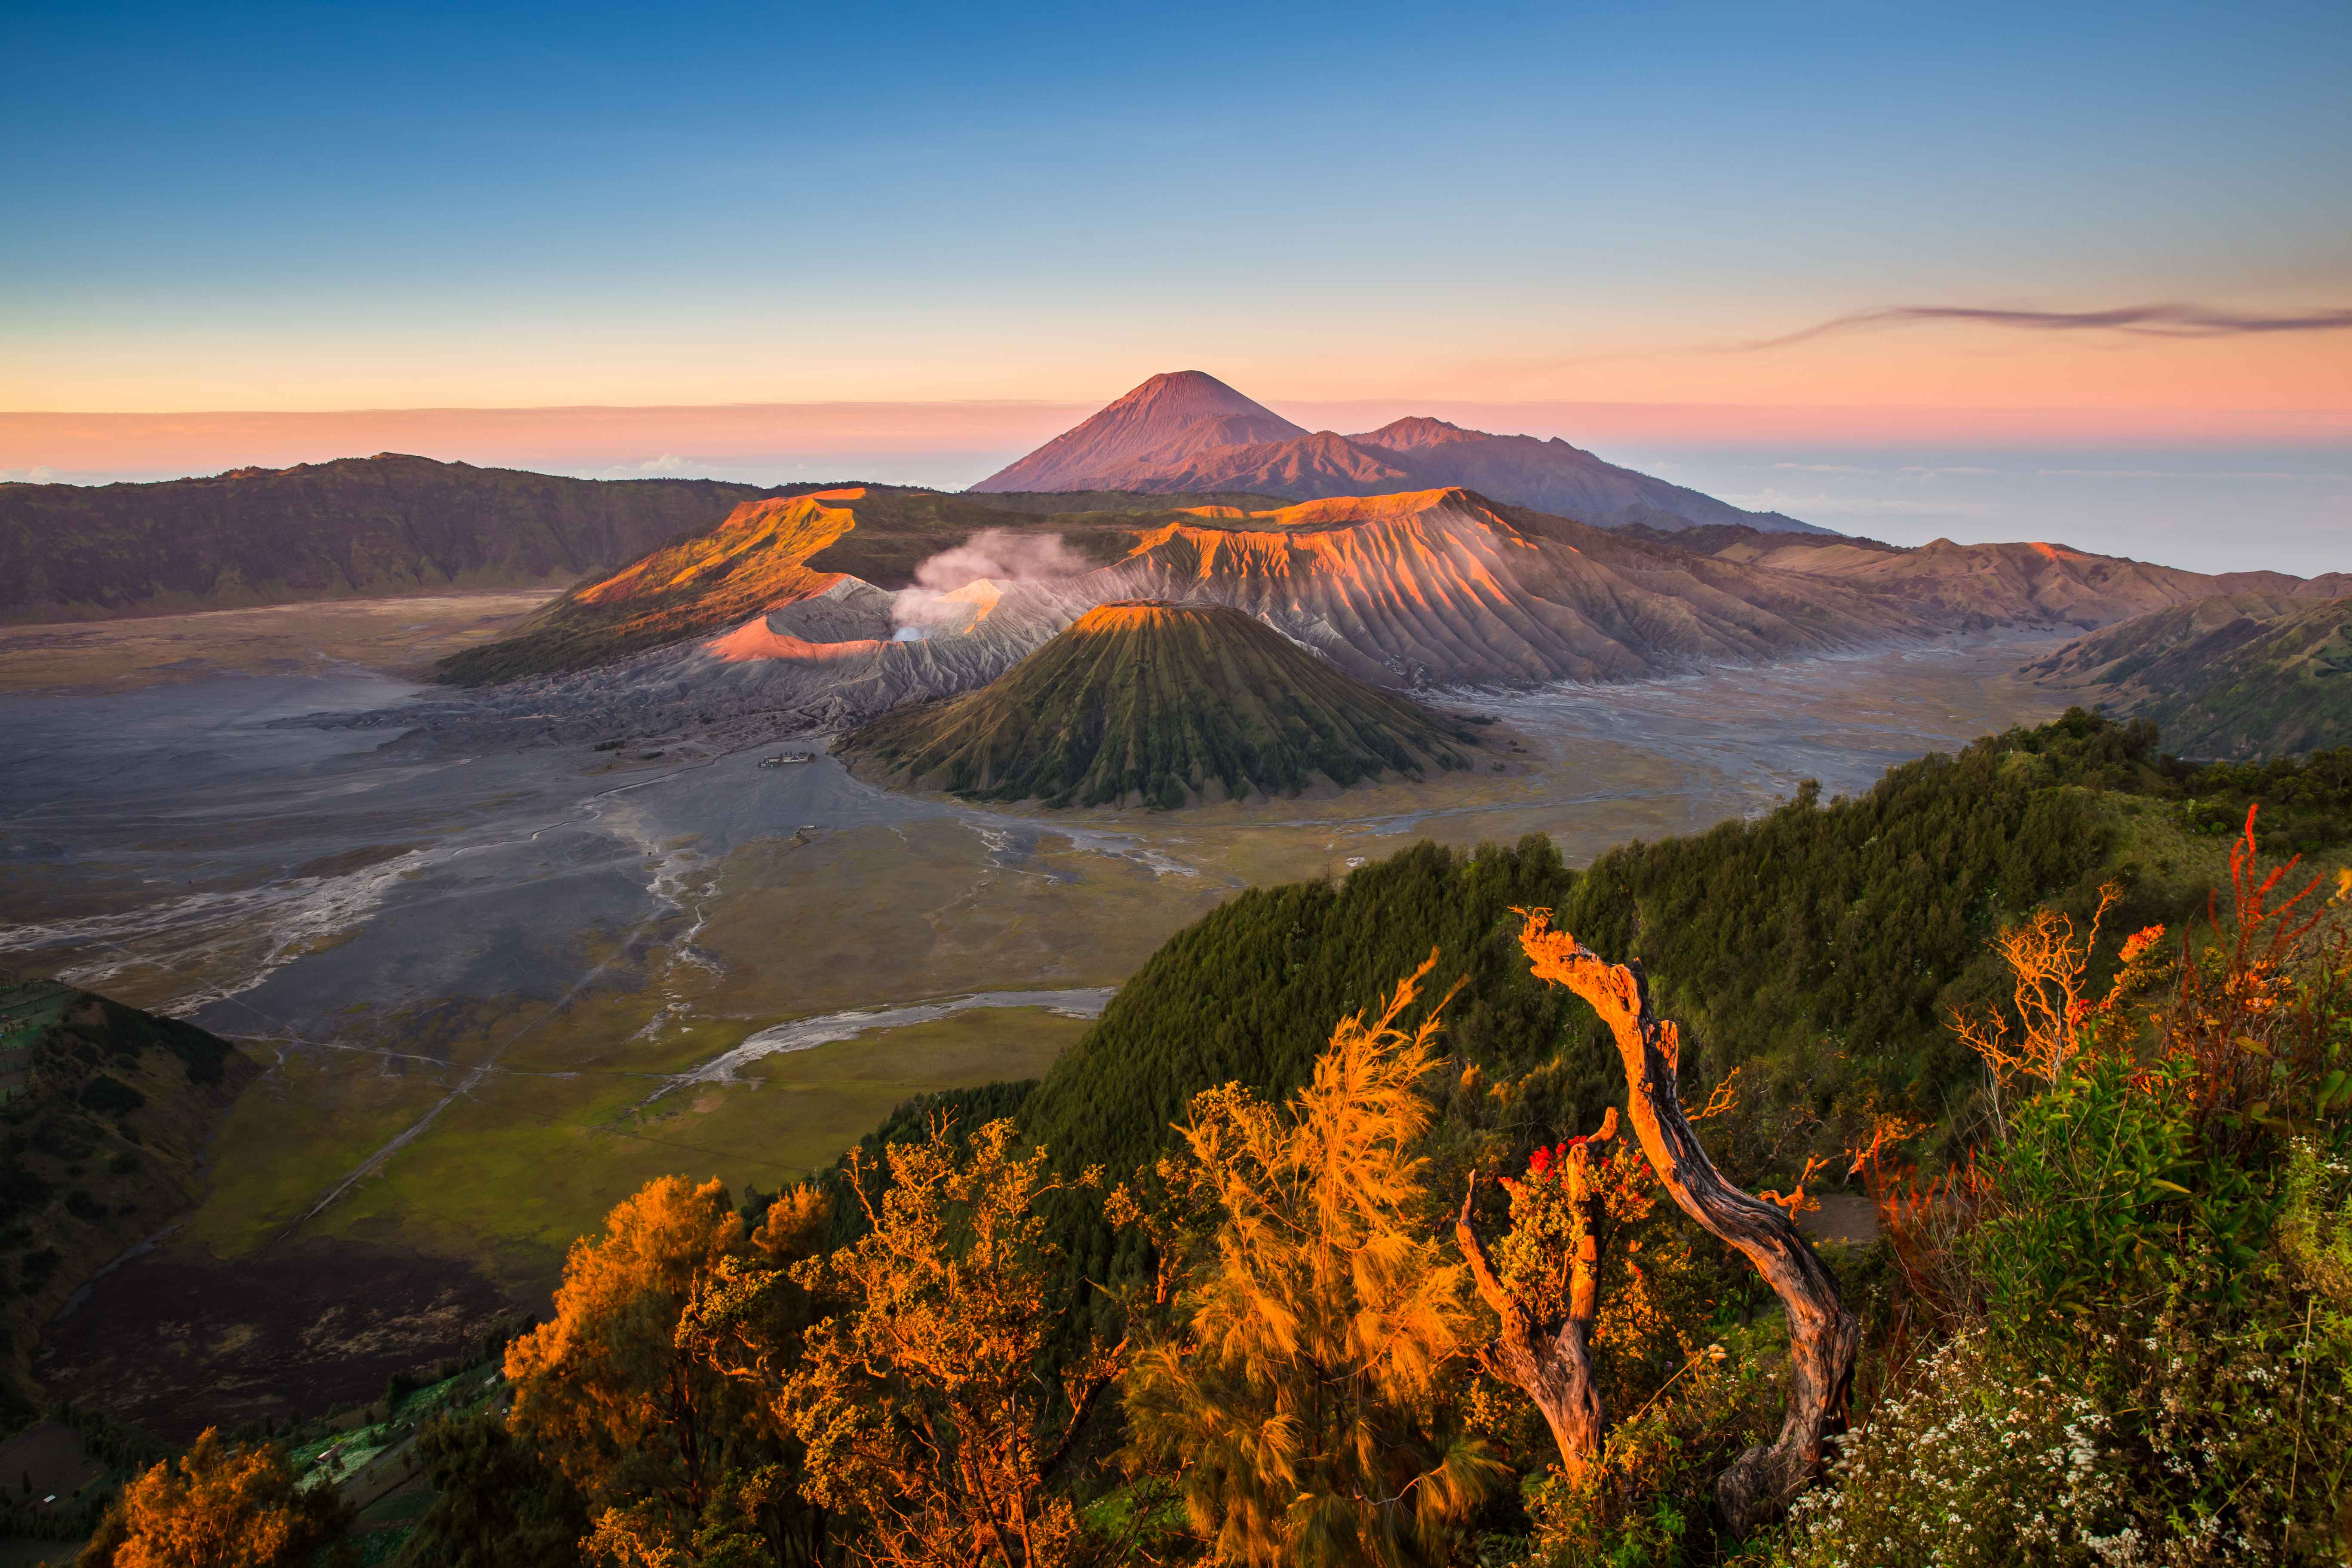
1740, 302, 2352, 351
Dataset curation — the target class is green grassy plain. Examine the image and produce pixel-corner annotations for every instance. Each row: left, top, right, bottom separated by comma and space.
197, 1000, 1092, 1293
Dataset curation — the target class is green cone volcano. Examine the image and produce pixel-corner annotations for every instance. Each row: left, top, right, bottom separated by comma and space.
842, 601, 1482, 809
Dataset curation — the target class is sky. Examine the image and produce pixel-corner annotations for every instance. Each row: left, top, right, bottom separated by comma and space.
3, 0, 2347, 571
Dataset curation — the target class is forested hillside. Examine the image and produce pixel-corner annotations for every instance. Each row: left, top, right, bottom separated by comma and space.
1030, 712, 2344, 1191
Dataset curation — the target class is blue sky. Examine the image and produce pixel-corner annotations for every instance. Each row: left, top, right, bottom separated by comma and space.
7, 0, 2347, 409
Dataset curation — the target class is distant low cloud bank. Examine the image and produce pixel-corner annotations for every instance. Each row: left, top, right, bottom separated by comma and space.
1749, 302, 2352, 350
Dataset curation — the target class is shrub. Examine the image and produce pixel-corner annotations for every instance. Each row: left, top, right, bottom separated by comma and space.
1776, 1335, 2143, 1568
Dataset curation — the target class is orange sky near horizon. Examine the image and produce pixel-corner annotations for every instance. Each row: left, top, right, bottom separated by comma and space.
6, 390, 2348, 491
5, 302, 2349, 429
6, 329, 2349, 486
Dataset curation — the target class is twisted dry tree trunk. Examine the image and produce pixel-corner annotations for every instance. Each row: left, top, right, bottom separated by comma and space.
1521, 913, 1860, 1534
1454, 1107, 1620, 1483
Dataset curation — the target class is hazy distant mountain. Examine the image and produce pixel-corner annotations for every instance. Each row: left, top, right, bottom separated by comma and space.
0, 454, 796, 623
842, 601, 1482, 809
2024, 592, 2352, 758
1707, 534, 2310, 629
1115, 429, 1419, 497
970, 371, 1833, 535
1339, 417, 1824, 534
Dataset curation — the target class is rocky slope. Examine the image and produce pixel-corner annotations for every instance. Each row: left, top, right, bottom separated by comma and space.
969, 372, 1830, 534
842, 601, 1482, 808
2023, 593, 2352, 758
0, 971, 255, 1414
0, 454, 808, 624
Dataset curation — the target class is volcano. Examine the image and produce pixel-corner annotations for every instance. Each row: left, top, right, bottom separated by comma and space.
841, 601, 1482, 809
971, 372, 1834, 534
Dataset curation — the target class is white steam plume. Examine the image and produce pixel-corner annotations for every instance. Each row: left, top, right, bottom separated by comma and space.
891, 528, 1091, 631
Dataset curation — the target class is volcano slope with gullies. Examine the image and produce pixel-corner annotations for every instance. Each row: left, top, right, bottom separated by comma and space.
415, 486, 1992, 752
842, 601, 1486, 808
427, 485, 1253, 685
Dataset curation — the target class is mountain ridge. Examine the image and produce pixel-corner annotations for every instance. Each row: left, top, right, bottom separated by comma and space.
1712, 533, 2319, 628
0, 454, 805, 624
439, 483, 2326, 723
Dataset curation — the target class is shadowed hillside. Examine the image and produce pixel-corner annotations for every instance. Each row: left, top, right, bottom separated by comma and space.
841, 601, 1483, 808
0, 972, 254, 1417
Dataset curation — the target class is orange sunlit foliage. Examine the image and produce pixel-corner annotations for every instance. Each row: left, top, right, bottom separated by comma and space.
82, 1429, 350, 1568
1845, 1113, 1983, 1329
505, 1174, 750, 1563
1948, 805, 2346, 1139
1458, 1102, 1706, 1483
1946, 883, 2170, 1129
1688, 1063, 1742, 1123
1758, 1154, 1833, 1220
1878, 801, 2348, 1332
2168, 804, 2338, 1131
1492, 1112, 1656, 1332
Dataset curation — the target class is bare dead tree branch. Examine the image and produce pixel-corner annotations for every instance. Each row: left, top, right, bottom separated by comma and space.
1520, 911, 1860, 1532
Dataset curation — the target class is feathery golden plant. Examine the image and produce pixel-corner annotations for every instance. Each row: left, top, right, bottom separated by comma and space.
729, 1117, 1127, 1568
1120, 954, 1505, 1568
